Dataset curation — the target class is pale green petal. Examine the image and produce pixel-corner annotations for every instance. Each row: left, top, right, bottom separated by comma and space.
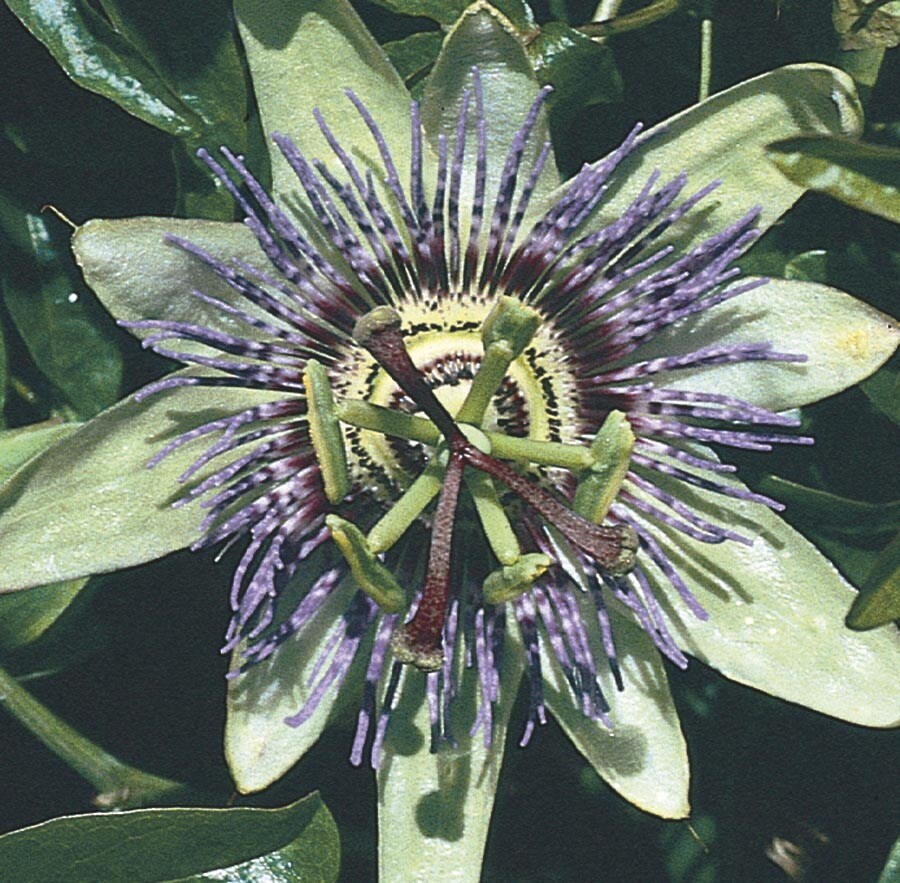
0, 422, 88, 652
377, 657, 523, 883
0, 379, 278, 591
631, 278, 899, 411
628, 462, 900, 727
421, 1, 559, 223
226, 570, 358, 794
73, 217, 278, 344
235, 0, 412, 201
542, 605, 690, 819
538, 64, 862, 249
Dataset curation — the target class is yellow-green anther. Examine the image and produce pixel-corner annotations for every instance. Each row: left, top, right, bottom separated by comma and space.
326, 514, 405, 613
366, 459, 445, 554
483, 553, 552, 604
465, 471, 520, 566
304, 359, 350, 503
456, 297, 541, 426
335, 399, 441, 446
573, 410, 635, 524
481, 296, 542, 358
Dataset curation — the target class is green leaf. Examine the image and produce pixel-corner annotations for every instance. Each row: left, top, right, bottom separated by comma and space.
377, 655, 521, 883
784, 248, 829, 282
1, 202, 124, 418
542, 605, 690, 818
629, 454, 900, 727
862, 361, 900, 423
0, 421, 80, 484
4, 0, 195, 136
366, 0, 468, 23
0, 793, 339, 883
629, 278, 900, 413
540, 64, 864, 253
72, 217, 278, 347
0, 313, 6, 419
226, 562, 358, 794
833, 0, 900, 50
759, 475, 900, 538
384, 31, 444, 88
89, 0, 263, 221
93, 0, 249, 142
527, 22, 623, 136
846, 531, 900, 630
421, 1, 560, 228
0, 378, 279, 591
366, 0, 535, 29
878, 832, 900, 883
0, 422, 87, 654
768, 136, 900, 225
234, 0, 412, 202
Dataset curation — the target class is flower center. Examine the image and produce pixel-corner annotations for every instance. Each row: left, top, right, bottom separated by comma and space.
336, 292, 580, 502
323, 301, 638, 670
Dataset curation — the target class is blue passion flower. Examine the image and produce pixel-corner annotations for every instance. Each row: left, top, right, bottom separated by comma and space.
2, 3, 898, 879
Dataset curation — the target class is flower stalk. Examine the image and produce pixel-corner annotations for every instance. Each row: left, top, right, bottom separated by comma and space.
0, 664, 188, 810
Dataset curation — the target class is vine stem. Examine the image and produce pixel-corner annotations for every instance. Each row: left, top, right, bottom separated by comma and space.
699, 16, 713, 102
0, 663, 189, 809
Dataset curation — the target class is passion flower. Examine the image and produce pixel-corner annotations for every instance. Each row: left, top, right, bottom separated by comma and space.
1, 2, 898, 879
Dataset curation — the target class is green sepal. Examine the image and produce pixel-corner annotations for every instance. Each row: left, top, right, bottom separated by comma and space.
573, 410, 635, 524
0, 377, 281, 592
534, 64, 864, 255
767, 135, 900, 225
235, 0, 413, 203
326, 515, 405, 612
846, 531, 900, 631
0, 422, 87, 653
304, 360, 350, 504
483, 553, 552, 604
421, 1, 559, 223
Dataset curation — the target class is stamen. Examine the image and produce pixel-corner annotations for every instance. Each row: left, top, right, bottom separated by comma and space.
456, 296, 542, 425
573, 410, 635, 525
366, 459, 444, 554
465, 469, 521, 566
326, 515, 405, 612
304, 360, 350, 503
483, 553, 552, 604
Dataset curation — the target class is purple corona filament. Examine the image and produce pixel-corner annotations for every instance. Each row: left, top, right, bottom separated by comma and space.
132, 67, 810, 764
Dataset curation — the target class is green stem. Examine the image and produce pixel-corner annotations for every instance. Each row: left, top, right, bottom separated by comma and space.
579, 0, 679, 38
698, 16, 713, 103
591, 0, 623, 22
0, 663, 186, 809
